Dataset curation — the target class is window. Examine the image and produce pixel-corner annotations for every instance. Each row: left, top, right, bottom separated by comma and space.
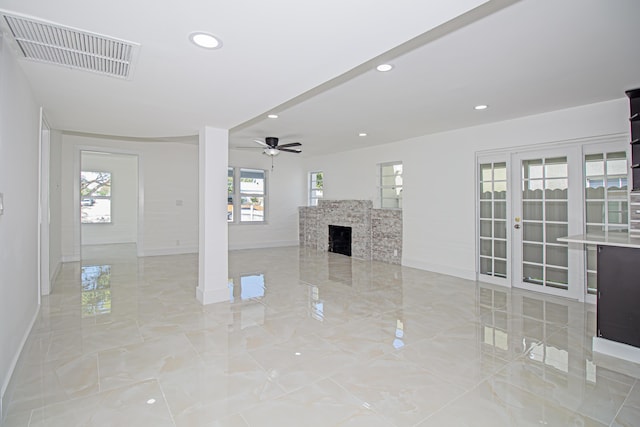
80, 171, 112, 223
380, 162, 403, 208
228, 168, 234, 222
309, 171, 323, 206
584, 151, 628, 294
228, 167, 267, 223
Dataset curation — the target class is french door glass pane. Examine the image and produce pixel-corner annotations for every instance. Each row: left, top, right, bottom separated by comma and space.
546, 245, 568, 268
480, 239, 492, 256
546, 201, 568, 222
546, 223, 568, 243
494, 221, 507, 239
523, 222, 542, 242
480, 201, 492, 218
494, 201, 507, 219
523, 201, 543, 221
523, 264, 543, 285
494, 260, 507, 277
480, 220, 492, 237
494, 240, 507, 259
586, 201, 604, 223
547, 267, 568, 289
523, 243, 543, 264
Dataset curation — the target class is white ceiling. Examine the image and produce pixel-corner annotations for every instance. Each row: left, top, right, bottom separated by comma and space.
1, 0, 639, 156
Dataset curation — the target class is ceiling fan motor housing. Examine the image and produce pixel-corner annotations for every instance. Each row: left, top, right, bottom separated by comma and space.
265, 137, 279, 147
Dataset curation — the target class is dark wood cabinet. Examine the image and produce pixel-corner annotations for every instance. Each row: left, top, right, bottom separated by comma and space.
597, 244, 640, 348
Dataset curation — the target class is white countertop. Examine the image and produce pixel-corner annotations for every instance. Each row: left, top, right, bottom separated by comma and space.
558, 232, 640, 249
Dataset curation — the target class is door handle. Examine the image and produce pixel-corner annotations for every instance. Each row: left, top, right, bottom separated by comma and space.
514, 224, 521, 229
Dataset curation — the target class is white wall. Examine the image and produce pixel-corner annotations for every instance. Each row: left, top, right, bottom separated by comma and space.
303, 99, 630, 279
228, 149, 305, 250
60, 134, 199, 259
0, 35, 41, 418
80, 151, 138, 245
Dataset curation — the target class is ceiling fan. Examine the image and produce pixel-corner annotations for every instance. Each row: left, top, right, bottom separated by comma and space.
253, 137, 302, 156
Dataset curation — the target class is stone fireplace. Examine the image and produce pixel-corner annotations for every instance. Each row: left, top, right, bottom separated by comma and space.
299, 200, 402, 264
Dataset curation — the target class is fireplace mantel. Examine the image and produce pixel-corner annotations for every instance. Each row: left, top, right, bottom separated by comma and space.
298, 199, 402, 264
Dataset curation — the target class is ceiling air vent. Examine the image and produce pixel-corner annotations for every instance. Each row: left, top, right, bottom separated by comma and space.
1, 12, 139, 80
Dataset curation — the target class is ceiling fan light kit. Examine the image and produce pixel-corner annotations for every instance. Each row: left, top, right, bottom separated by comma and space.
263, 148, 280, 156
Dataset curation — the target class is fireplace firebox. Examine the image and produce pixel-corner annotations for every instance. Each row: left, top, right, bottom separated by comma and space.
328, 225, 352, 256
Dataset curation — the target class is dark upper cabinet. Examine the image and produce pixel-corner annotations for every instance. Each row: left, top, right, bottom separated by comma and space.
627, 88, 640, 191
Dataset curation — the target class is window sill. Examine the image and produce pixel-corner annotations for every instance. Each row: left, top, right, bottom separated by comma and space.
228, 221, 269, 226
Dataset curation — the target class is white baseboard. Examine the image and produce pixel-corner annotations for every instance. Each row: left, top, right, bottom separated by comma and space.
61, 254, 80, 262
196, 286, 230, 305
228, 240, 298, 251
139, 246, 198, 257
49, 259, 61, 290
1, 304, 40, 422
593, 337, 640, 364
401, 257, 476, 281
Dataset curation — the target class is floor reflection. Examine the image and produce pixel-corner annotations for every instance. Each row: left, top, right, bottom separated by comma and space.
308, 285, 324, 322
229, 273, 265, 302
474, 283, 636, 425
80, 264, 112, 317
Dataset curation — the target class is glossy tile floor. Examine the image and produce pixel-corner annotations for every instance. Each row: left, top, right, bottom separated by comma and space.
2, 244, 640, 426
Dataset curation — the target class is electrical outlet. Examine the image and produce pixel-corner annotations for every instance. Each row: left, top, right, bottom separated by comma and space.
393, 249, 398, 256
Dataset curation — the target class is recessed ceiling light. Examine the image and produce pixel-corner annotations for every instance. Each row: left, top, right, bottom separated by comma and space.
189, 32, 222, 49
359, 133, 367, 137
267, 114, 279, 119
376, 64, 393, 72
474, 104, 489, 110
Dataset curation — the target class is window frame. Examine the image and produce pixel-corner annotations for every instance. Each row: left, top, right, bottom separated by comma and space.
379, 161, 403, 209
227, 167, 268, 224
309, 171, 323, 206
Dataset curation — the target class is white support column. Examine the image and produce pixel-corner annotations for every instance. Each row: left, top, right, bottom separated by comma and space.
197, 126, 229, 305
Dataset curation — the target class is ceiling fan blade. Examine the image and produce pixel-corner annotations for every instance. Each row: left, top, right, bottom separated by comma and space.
253, 139, 268, 146
278, 148, 302, 153
277, 142, 302, 148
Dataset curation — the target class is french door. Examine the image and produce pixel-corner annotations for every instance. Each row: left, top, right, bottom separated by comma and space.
511, 147, 583, 299
478, 139, 629, 301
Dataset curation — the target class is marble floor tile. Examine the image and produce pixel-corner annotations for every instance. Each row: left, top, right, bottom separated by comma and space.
97, 333, 202, 392
159, 354, 286, 425
28, 380, 174, 427
239, 378, 391, 427
496, 354, 634, 425
612, 380, 640, 427
416, 378, 608, 427
330, 353, 466, 426
2, 244, 639, 427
